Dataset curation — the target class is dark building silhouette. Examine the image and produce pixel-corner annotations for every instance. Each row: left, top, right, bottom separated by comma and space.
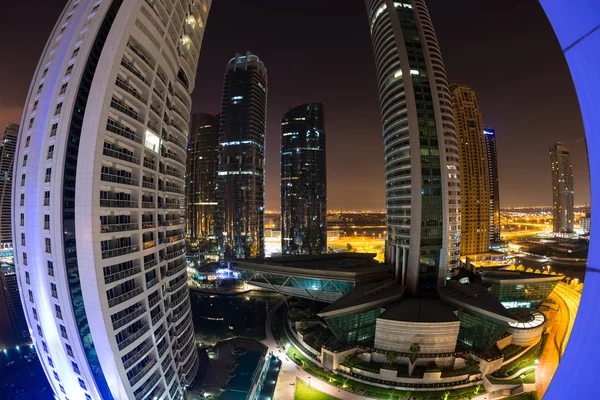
217, 52, 268, 258
484, 128, 501, 244
0, 123, 18, 245
0, 264, 29, 348
186, 113, 220, 251
281, 103, 327, 255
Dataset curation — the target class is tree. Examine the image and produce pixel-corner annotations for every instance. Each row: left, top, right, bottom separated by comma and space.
409, 343, 421, 362
386, 351, 398, 366
299, 321, 309, 331
526, 267, 533, 273
343, 353, 359, 368
465, 358, 480, 372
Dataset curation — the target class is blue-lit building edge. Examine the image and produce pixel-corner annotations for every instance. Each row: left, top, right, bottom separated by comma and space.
540, 1, 600, 398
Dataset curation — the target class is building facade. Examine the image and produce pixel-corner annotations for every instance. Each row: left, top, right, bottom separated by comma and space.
365, 0, 461, 293
186, 112, 220, 250
550, 143, 575, 233
281, 103, 327, 255
0, 264, 30, 348
12, 1, 211, 399
483, 128, 501, 244
218, 52, 268, 259
450, 85, 490, 255
0, 124, 19, 245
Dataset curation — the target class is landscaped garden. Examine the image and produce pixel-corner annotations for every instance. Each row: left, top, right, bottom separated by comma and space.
492, 335, 548, 379
294, 379, 339, 400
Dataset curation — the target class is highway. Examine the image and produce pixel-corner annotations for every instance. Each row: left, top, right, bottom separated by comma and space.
536, 283, 581, 398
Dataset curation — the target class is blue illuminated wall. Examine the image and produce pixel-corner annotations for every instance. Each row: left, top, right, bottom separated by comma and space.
540, 1, 600, 398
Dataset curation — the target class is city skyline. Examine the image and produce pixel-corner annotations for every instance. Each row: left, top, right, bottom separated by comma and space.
0, 0, 589, 211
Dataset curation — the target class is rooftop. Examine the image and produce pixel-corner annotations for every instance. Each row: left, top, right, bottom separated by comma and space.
378, 298, 459, 323
438, 281, 517, 323
318, 279, 405, 318
508, 308, 546, 329
480, 270, 563, 284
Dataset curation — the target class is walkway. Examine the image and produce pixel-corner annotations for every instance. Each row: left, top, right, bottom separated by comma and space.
262, 301, 376, 400
493, 365, 537, 381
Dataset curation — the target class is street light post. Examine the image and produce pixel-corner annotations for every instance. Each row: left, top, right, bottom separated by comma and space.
308, 376, 311, 388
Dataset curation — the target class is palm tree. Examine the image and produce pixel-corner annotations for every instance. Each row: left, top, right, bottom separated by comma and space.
409, 343, 421, 363
386, 351, 398, 366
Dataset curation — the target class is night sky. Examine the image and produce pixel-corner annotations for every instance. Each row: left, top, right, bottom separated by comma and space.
0, 0, 589, 211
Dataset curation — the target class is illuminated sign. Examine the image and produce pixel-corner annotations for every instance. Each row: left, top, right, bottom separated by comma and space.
484, 128, 495, 136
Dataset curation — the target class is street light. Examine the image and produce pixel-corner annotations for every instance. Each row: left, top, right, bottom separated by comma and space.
308, 376, 311, 388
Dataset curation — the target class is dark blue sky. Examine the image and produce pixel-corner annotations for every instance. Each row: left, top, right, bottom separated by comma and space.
0, 0, 589, 210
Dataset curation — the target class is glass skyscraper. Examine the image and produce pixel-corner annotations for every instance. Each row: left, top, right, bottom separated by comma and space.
218, 52, 268, 259
550, 143, 575, 233
450, 85, 490, 256
12, 1, 211, 398
281, 103, 327, 255
484, 128, 501, 244
365, 0, 461, 293
186, 112, 220, 251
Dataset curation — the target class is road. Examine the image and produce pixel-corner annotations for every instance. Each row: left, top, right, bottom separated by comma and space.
536, 283, 581, 398
263, 301, 373, 400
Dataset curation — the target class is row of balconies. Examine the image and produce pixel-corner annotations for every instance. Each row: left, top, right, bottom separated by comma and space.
117, 321, 149, 351
123, 338, 153, 370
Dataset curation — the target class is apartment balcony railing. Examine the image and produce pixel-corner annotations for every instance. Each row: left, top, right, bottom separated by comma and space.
170, 288, 189, 309
112, 305, 146, 331
102, 244, 139, 259
126, 41, 155, 68
134, 370, 161, 400
160, 233, 185, 244
129, 358, 157, 387
151, 311, 164, 327
123, 339, 152, 370
143, 159, 155, 170
142, 201, 155, 208
159, 202, 180, 209
101, 222, 138, 234
148, 294, 161, 309
121, 58, 150, 86
141, 221, 156, 229
104, 265, 142, 285
115, 77, 147, 104
163, 185, 184, 194
163, 167, 184, 180
160, 218, 185, 227
106, 119, 143, 144
108, 286, 144, 308
101, 173, 139, 186
149, 103, 161, 116
166, 260, 187, 277
142, 180, 155, 189
165, 248, 185, 260
146, 277, 159, 289
143, 240, 156, 250
170, 300, 191, 323
100, 198, 137, 208
144, 259, 158, 271
117, 322, 149, 351
103, 147, 140, 165
166, 278, 186, 293
147, 120, 159, 133
110, 98, 144, 123
153, 324, 166, 342
163, 152, 185, 165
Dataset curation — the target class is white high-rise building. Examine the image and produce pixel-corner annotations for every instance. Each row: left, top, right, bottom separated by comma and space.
12, 1, 211, 399
365, 0, 461, 294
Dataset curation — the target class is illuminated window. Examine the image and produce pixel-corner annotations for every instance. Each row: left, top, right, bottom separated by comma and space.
144, 129, 160, 152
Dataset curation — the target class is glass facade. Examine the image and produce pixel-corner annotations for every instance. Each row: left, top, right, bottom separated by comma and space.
483, 128, 501, 244
326, 307, 382, 344
218, 53, 267, 259
456, 309, 508, 351
489, 281, 559, 308
281, 104, 327, 256
186, 113, 220, 251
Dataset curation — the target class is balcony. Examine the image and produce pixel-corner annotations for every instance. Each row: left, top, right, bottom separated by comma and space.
167, 278, 186, 293
101, 173, 139, 187
107, 119, 143, 144
146, 277, 159, 289
170, 288, 189, 308
108, 286, 144, 308
101, 223, 138, 233
144, 259, 158, 270
153, 324, 166, 342
165, 247, 185, 260
166, 260, 187, 277
112, 305, 146, 331
123, 339, 152, 370
121, 58, 150, 87
100, 198, 137, 208
170, 300, 191, 323
148, 294, 161, 309
129, 357, 157, 387
160, 218, 185, 227
104, 265, 142, 285
163, 167, 184, 180
143, 240, 156, 250
110, 98, 145, 123
143, 159, 155, 170
163, 152, 185, 165
133, 370, 161, 400
159, 201, 180, 209
142, 221, 156, 229
126, 41, 155, 69
142, 180, 155, 189
118, 323, 149, 351
147, 120, 159, 133
102, 244, 139, 259
162, 185, 184, 194
160, 233, 185, 244
151, 311, 164, 327
115, 77, 148, 104
103, 147, 140, 165
142, 201, 155, 209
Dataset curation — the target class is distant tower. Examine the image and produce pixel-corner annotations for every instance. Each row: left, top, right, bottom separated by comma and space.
0, 123, 18, 245
218, 52, 268, 259
450, 85, 490, 255
365, 0, 461, 293
186, 113, 220, 249
483, 128, 501, 244
0, 264, 30, 347
550, 143, 575, 233
281, 103, 327, 255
